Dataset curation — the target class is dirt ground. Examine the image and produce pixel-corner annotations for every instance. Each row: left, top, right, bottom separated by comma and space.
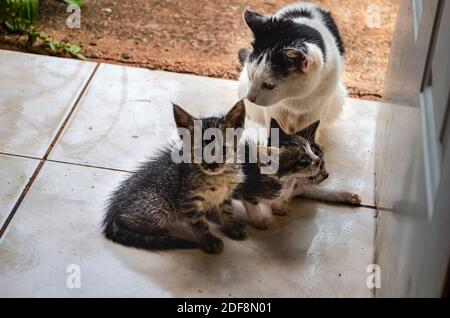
0, 0, 399, 99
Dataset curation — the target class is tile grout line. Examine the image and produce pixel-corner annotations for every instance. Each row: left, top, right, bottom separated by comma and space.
0, 63, 101, 239
0, 151, 131, 173
0, 151, 42, 161
46, 158, 132, 173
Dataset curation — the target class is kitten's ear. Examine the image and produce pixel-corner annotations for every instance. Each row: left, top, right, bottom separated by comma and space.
283, 47, 310, 73
268, 117, 289, 145
298, 120, 321, 142
224, 100, 246, 129
172, 103, 194, 132
244, 9, 268, 34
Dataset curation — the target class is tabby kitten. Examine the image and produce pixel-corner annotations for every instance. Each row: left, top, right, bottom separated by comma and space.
102, 101, 246, 254
235, 118, 360, 230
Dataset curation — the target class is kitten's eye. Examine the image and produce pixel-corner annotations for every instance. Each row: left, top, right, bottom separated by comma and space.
262, 82, 276, 90
299, 155, 311, 167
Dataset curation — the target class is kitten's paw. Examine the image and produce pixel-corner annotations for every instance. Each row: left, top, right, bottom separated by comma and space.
272, 206, 290, 216
252, 216, 274, 230
223, 223, 247, 241
201, 234, 224, 254
341, 192, 362, 205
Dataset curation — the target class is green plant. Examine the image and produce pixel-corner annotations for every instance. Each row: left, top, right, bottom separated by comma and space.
0, 0, 85, 59
61, 0, 84, 6
0, 0, 39, 30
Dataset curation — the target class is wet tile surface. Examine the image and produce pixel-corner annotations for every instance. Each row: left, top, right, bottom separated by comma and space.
0, 50, 96, 158
50, 64, 238, 171
0, 154, 39, 229
0, 161, 374, 297
317, 98, 379, 207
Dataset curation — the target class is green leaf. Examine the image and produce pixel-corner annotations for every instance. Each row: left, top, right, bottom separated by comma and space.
68, 44, 81, 54
61, 0, 84, 7
4, 20, 16, 32
48, 41, 57, 52
27, 31, 37, 45
74, 52, 86, 60
3, 0, 39, 23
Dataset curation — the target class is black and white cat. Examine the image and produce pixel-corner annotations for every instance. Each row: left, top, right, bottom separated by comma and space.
238, 2, 346, 135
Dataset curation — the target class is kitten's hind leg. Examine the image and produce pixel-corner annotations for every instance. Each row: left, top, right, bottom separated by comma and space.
243, 201, 274, 230
219, 199, 247, 241
182, 206, 223, 254
297, 185, 361, 206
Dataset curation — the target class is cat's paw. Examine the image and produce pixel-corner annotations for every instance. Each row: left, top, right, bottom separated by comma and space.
272, 205, 290, 216
223, 223, 247, 241
252, 216, 274, 230
200, 234, 224, 254
341, 192, 362, 206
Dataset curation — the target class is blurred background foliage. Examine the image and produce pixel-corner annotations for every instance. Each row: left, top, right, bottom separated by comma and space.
0, 0, 85, 58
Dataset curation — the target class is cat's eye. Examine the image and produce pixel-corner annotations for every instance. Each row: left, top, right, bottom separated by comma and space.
262, 82, 276, 90
299, 155, 311, 167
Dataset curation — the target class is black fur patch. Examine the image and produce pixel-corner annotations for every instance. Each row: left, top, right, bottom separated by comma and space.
318, 9, 345, 56
248, 18, 326, 78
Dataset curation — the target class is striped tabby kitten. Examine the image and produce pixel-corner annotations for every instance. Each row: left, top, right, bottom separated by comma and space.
103, 101, 246, 254
235, 119, 360, 230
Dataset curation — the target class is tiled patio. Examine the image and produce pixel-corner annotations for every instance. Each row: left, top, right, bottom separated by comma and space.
0, 50, 378, 297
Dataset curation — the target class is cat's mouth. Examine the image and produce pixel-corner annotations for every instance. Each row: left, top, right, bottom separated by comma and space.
309, 171, 329, 184
247, 98, 271, 107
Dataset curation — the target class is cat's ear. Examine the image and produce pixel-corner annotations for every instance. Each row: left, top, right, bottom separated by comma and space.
224, 100, 246, 129
172, 103, 194, 132
268, 117, 289, 145
297, 120, 320, 143
244, 9, 269, 34
283, 47, 310, 73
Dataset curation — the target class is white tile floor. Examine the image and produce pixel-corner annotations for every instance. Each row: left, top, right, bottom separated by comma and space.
0, 50, 378, 297
0, 50, 96, 158
0, 154, 39, 228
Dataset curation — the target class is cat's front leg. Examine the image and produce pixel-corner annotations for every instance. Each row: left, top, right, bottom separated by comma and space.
219, 199, 247, 241
297, 185, 361, 206
243, 200, 274, 230
183, 207, 223, 254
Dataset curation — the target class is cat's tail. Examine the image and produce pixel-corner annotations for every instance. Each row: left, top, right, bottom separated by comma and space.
102, 217, 197, 251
